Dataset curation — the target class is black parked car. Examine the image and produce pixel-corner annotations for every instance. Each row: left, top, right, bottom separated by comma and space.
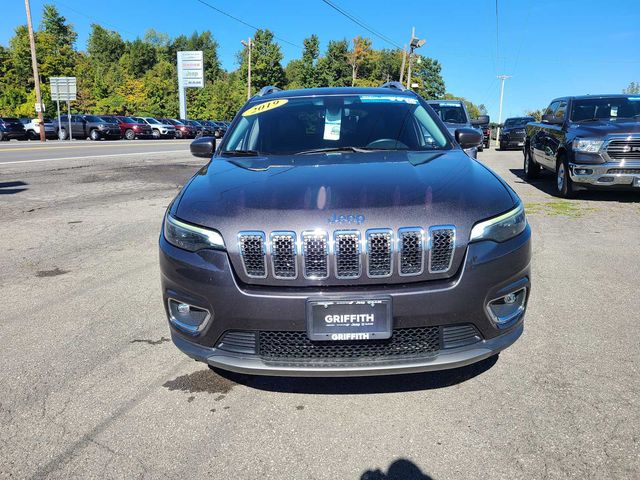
524, 94, 640, 197
0, 117, 27, 141
53, 114, 121, 140
159, 83, 532, 377
498, 117, 535, 150
196, 120, 225, 138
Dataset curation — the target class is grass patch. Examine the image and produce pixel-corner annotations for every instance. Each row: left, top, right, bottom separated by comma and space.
524, 200, 592, 217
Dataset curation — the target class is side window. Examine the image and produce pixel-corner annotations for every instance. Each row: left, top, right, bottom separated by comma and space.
545, 101, 560, 116
554, 101, 567, 121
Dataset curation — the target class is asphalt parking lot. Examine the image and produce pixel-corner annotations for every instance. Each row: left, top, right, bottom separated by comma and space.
0, 142, 638, 479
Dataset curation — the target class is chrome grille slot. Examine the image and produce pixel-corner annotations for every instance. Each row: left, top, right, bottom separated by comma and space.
606, 139, 640, 160
302, 231, 328, 279
429, 226, 455, 273
238, 231, 266, 278
398, 228, 424, 276
366, 229, 392, 278
334, 231, 361, 278
270, 231, 297, 279
607, 168, 640, 174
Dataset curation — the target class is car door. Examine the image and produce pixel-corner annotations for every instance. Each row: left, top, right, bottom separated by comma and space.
545, 100, 567, 168
71, 115, 83, 137
534, 101, 559, 169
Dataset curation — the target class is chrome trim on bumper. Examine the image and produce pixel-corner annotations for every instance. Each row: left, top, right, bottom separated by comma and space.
569, 161, 640, 186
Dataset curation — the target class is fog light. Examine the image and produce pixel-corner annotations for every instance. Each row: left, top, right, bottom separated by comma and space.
167, 299, 212, 335
487, 288, 527, 327
574, 168, 593, 175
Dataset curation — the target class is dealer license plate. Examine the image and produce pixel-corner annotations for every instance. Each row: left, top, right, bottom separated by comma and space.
306, 298, 392, 341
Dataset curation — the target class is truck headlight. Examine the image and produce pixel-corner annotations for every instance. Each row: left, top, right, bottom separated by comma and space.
163, 214, 225, 251
470, 203, 526, 243
573, 138, 603, 153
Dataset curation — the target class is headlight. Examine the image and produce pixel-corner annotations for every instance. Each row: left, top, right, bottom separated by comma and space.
163, 214, 225, 252
470, 203, 526, 243
573, 138, 603, 153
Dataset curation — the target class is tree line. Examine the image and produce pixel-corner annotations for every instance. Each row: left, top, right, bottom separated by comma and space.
0, 4, 487, 120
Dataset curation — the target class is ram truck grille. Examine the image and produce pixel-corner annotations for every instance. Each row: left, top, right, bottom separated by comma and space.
606, 139, 640, 161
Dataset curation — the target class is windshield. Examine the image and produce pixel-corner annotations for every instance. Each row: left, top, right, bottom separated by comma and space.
145, 118, 161, 125
117, 116, 136, 123
84, 115, 102, 123
428, 103, 468, 124
223, 94, 449, 155
504, 118, 534, 127
571, 96, 640, 121
100, 116, 118, 123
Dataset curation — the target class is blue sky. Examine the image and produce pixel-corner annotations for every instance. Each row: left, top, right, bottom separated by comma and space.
2, 0, 639, 120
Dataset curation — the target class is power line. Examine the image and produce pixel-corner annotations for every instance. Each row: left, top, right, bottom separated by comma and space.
195, 0, 302, 49
320, 0, 402, 49
53, 0, 137, 36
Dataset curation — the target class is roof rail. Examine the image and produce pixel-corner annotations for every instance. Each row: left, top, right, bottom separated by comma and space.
256, 86, 282, 96
380, 81, 407, 92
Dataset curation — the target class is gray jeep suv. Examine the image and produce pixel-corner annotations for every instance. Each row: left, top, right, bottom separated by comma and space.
159, 84, 532, 377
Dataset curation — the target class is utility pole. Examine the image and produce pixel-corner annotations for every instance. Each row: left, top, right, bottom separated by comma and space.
406, 27, 426, 90
399, 45, 407, 84
495, 74, 511, 143
241, 38, 253, 100
24, 0, 45, 142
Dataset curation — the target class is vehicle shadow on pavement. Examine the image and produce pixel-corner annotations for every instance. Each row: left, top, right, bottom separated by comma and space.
509, 168, 640, 202
0, 180, 28, 194
212, 354, 498, 394
361, 458, 434, 480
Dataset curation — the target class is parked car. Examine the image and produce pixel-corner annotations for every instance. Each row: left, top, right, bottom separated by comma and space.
101, 115, 153, 140
498, 117, 535, 150
195, 120, 219, 138
131, 117, 176, 139
54, 114, 121, 140
159, 83, 531, 377
472, 116, 491, 149
426, 100, 483, 157
524, 94, 640, 197
0, 117, 27, 141
20, 117, 57, 140
161, 118, 196, 139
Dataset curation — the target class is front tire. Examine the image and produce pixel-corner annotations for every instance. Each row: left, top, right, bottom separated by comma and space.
124, 129, 135, 140
499, 141, 506, 151
523, 147, 540, 179
89, 129, 100, 141
58, 129, 68, 140
556, 157, 575, 198
152, 129, 161, 139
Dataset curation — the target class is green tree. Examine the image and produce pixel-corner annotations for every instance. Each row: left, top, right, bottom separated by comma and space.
441, 93, 484, 119
525, 109, 544, 121
346, 36, 372, 86
316, 39, 351, 87
285, 34, 321, 89
623, 81, 640, 94
369, 49, 403, 84
87, 24, 124, 66
411, 56, 445, 99
239, 29, 286, 92
120, 39, 157, 77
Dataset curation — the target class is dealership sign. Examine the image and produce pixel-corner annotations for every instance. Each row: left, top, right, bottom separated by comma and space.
177, 51, 204, 88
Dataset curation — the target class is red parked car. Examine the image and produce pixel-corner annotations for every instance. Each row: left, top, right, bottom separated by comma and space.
160, 118, 197, 139
101, 116, 153, 140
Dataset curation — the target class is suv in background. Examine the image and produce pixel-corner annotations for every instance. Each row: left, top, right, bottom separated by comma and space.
524, 95, 640, 197
160, 84, 531, 377
499, 117, 535, 151
20, 117, 57, 140
426, 100, 483, 157
54, 114, 121, 140
0, 117, 27, 141
101, 115, 153, 140
161, 118, 196, 139
132, 117, 176, 139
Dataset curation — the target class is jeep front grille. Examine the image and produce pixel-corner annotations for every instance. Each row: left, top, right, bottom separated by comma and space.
606, 139, 640, 161
429, 227, 455, 273
334, 231, 361, 278
398, 228, 424, 276
302, 231, 328, 279
237, 226, 456, 280
270, 231, 297, 279
238, 232, 266, 278
366, 229, 393, 277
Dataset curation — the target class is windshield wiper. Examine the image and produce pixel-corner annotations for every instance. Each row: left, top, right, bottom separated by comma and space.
298, 146, 378, 155
220, 149, 261, 156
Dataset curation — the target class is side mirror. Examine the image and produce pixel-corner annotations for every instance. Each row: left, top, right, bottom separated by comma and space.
541, 114, 563, 125
190, 136, 216, 158
455, 128, 483, 149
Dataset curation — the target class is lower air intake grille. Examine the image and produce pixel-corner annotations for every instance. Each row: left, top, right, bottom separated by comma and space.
334, 231, 361, 278
429, 227, 455, 273
442, 324, 481, 349
217, 331, 257, 354
238, 232, 266, 278
607, 168, 640, 175
270, 232, 297, 279
399, 228, 424, 275
367, 229, 392, 277
259, 327, 440, 361
302, 232, 328, 279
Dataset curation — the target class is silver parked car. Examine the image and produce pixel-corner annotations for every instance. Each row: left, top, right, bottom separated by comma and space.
132, 117, 176, 139
20, 117, 58, 140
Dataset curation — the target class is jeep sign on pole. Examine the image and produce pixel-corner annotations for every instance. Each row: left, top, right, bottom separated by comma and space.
50, 76, 77, 140
177, 51, 204, 120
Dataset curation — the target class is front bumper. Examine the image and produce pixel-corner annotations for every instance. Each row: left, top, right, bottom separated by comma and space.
160, 226, 531, 376
570, 161, 640, 188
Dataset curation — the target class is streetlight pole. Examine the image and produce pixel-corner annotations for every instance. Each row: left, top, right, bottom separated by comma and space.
495, 74, 511, 144
399, 44, 407, 84
24, 0, 45, 142
241, 38, 253, 100
406, 27, 426, 90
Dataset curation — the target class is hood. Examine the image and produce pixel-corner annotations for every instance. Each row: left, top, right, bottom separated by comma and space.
172, 150, 516, 285
569, 119, 640, 136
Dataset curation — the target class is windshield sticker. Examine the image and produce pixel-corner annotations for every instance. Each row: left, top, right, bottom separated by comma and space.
359, 95, 418, 105
242, 99, 288, 116
323, 108, 342, 141
628, 97, 640, 101
437, 102, 461, 107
